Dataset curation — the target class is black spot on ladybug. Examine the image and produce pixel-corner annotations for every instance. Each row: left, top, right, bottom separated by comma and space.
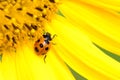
35, 47, 39, 52
39, 43, 43, 48
36, 39, 40, 42
45, 47, 49, 51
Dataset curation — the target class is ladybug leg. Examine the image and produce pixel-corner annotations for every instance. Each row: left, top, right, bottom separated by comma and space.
52, 34, 57, 39
51, 42, 56, 45
51, 34, 57, 45
43, 54, 47, 63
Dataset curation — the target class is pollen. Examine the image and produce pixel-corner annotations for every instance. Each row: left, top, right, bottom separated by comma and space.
0, 0, 59, 54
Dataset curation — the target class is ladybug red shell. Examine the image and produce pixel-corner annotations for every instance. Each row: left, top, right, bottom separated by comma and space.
34, 32, 54, 62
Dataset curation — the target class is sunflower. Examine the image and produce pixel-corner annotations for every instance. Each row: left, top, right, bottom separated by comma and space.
0, 0, 120, 80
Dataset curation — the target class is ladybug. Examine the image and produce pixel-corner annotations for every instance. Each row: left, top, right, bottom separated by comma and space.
34, 32, 55, 62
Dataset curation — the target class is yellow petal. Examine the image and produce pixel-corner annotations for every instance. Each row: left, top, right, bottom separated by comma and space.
70, 0, 120, 12
0, 62, 4, 80
20, 41, 75, 80
1, 52, 18, 80
47, 50, 75, 80
45, 15, 120, 79
0, 40, 75, 80
59, 1, 120, 55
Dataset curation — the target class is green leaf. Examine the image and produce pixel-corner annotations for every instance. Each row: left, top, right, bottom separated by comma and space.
94, 43, 120, 62
66, 64, 87, 80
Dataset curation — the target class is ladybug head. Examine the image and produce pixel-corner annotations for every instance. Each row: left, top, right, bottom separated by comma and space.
43, 32, 52, 41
